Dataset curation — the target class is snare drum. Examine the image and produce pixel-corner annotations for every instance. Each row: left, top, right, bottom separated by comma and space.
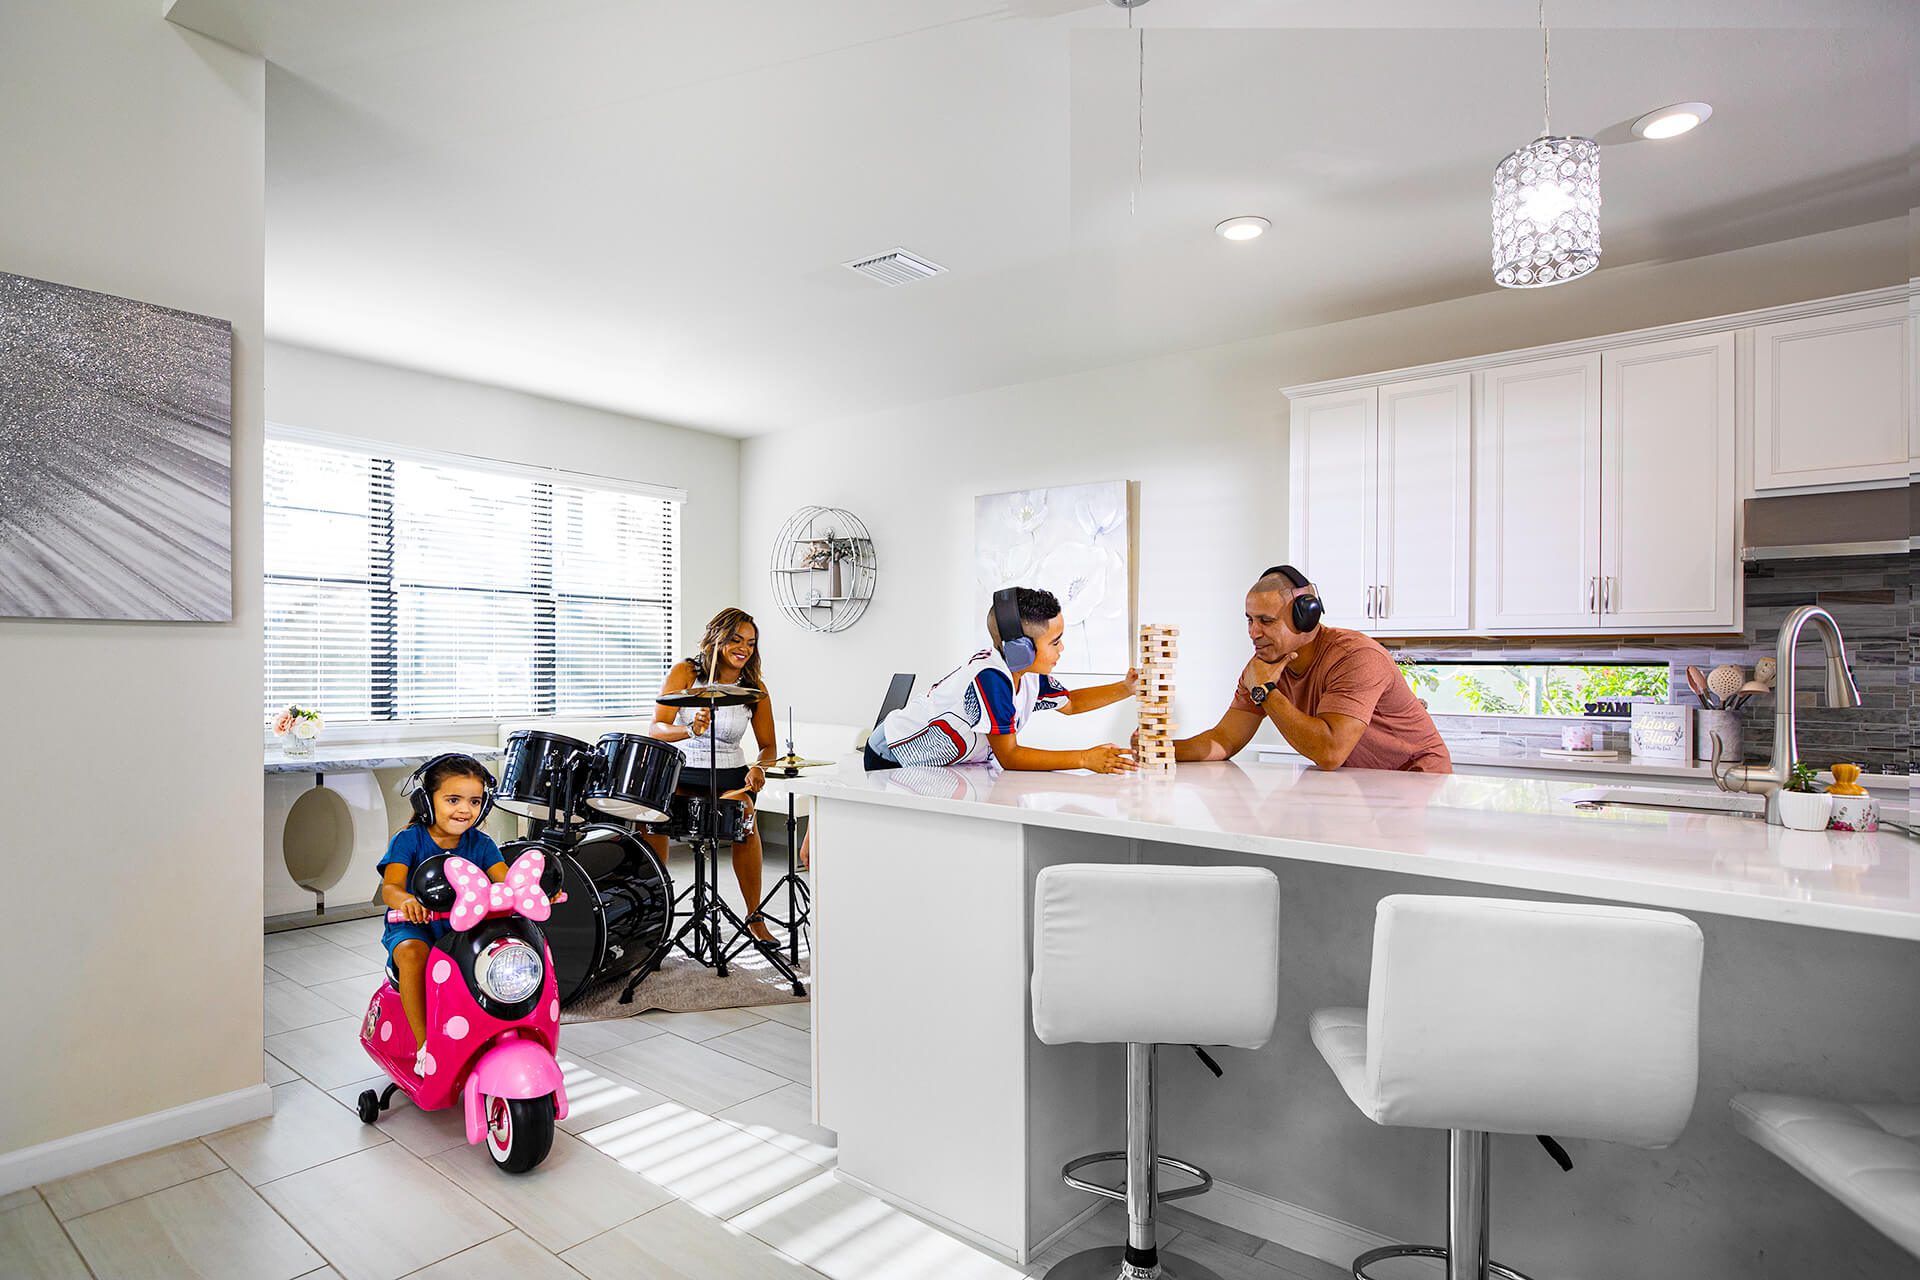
506, 825, 675, 1005
662, 793, 756, 844
584, 733, 682, 823
496, 730, 595, 824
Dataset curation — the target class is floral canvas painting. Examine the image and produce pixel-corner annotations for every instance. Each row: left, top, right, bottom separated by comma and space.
975, 480, 1132, 674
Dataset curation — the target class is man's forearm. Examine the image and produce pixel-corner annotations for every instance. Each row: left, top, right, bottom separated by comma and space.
1265, 699, 1340, 767
1173, 728, 1230, 762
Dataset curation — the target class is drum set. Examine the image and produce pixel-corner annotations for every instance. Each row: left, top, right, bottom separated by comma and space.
493, 684, 809, 1006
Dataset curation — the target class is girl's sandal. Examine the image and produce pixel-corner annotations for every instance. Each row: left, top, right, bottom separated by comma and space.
743, 912, 781, 954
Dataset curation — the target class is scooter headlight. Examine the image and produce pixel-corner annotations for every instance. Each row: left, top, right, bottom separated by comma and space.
477, 938, 543, 1003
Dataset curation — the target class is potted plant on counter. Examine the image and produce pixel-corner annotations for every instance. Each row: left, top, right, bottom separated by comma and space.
273, 704, 324, 758
1776, 761, 1832, 832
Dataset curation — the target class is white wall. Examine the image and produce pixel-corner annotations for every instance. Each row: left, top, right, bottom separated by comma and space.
0, 1, 265, 1157
741, 216, 1910, 747
266, 341, 742, 727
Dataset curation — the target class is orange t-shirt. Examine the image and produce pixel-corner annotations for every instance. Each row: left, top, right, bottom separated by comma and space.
1232, 627, 1452, 773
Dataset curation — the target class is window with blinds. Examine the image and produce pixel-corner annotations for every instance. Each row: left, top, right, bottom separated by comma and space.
264, 433, 679, 727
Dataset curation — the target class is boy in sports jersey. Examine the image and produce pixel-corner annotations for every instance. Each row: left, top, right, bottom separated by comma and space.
867, 587, 1138, 773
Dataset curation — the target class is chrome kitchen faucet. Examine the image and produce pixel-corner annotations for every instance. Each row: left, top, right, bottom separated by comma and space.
1712, 604, 1863, 824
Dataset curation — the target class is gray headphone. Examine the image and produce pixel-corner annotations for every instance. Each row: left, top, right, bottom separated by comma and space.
992, 588, 1037, 668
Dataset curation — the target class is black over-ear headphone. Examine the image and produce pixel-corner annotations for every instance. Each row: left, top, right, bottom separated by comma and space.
402, 753, 498, 827
992, 588, 1038, 669
1262, 564, 1324, 633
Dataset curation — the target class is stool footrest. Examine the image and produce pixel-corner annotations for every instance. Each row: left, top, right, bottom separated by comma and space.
1352, 1244, 1533, 1280
1061, 1151, 1214, 1203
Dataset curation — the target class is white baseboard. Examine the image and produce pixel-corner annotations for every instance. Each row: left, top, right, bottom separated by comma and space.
0, 1084, 272, 1196
1181, 1176, 1401, 1268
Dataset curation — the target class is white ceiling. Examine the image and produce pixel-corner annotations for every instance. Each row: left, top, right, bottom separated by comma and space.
168, 0, 1918, 437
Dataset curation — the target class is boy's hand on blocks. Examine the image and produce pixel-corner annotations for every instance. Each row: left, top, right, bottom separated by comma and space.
397, 894, 433, 924
1122, 667, 1141, 696
1080, 743, 1138, 774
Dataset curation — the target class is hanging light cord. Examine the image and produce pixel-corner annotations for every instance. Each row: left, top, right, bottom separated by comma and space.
1540, 0, 1551, 137
1130, 4, 1145, 217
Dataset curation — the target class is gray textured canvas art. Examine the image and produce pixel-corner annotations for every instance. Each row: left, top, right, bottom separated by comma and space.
0, 271, 233, 621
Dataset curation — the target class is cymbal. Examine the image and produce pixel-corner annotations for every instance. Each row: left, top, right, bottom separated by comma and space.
658, 682, 759, 708
766, 754, 833, 771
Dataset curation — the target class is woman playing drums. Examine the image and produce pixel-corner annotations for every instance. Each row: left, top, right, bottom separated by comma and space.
645, 607, 782, 950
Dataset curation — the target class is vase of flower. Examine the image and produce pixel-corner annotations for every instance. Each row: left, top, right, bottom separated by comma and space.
273, 705, 324, 758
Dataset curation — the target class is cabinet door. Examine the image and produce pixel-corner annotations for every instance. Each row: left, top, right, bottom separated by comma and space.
1374, 373, 1472, 634
1474, 354, 1602, 631
1752, 302, 1909, 490
1287, 387, 1376, 627
1600, 332, 1738, 631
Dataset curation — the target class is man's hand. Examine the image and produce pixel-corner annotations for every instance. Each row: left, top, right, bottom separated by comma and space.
1122, 667, 1141, 696
1241, 654, 1284, 695
1079, 744, 1138, 774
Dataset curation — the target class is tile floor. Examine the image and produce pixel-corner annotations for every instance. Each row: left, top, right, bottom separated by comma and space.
2, 914, 1345, 1280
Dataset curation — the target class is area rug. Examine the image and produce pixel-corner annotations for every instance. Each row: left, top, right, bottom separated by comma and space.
561, 944, 811, 1020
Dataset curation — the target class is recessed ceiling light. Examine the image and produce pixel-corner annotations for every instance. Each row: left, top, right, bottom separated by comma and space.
1215, 216, 1270, 242
1632, 102, 1713, 140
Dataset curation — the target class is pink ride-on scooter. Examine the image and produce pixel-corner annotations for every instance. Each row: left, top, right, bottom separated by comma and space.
355, 849, 569, 1172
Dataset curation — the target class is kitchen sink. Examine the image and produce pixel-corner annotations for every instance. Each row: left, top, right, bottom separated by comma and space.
1559, 785, 1767, 818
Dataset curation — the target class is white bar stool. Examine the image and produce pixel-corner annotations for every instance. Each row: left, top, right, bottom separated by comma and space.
1310, 895, 1703, 1280
1032, 863, 1280, 1280
1730, 1092, 1920, 1259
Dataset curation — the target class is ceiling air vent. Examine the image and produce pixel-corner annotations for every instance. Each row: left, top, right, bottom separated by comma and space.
843, 248, 945, 287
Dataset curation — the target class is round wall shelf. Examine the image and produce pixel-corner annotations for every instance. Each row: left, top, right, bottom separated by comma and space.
769, 506, 876, 634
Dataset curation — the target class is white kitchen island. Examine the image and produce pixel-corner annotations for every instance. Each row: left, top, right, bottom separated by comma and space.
793, 760, 1920, 1279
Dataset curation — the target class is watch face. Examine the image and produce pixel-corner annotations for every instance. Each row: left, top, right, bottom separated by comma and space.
1248, 683, 1269, 705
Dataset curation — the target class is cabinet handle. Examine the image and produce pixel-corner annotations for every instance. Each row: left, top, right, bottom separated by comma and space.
1587, 577, 1597, 613
1366, 585, 1376, 619
1379, 583, 1389, 618
1603, 576, 1613, 613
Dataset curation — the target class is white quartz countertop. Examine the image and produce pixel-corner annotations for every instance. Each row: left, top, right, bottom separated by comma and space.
263, 740, 502, 774
791, 758, 1920, 940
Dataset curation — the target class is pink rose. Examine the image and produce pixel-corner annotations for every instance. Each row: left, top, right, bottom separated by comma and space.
273, 710, 295, 735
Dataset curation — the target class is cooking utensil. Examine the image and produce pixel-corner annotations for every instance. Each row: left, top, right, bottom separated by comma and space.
1686, 666, 1716, 708
1707, 664, 1745, 707
1726, 679, 1768, 710
1754, 656, 1777, 688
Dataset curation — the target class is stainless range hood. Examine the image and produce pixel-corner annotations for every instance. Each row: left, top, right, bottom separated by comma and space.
1741, 487, 1913, 561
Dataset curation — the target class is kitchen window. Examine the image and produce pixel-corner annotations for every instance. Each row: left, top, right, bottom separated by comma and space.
263, 430, 680, 727
1397, 661, 1669, 717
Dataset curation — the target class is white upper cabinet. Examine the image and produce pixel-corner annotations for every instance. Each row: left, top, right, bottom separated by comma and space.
1286, 387, 1376, 626
1474, 353, 1602, 632
1599, 332, 1738, 631
1374, 373, 1472, 634
1752, 302, 1910, 490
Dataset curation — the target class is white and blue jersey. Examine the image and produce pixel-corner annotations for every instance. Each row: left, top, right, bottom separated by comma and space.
876, 645, 1070, 767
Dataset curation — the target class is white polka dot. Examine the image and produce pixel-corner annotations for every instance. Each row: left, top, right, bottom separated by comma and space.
444, 1016, 469, 1041
379, 1021, 392, 1042
464, 891, 478, 904
549, 1000, 559, 1021
432, 959, 451, 984
422, 1052, 436, 1076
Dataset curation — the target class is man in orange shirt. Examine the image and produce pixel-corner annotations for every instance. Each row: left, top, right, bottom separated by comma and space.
1171, 565, 1451, 773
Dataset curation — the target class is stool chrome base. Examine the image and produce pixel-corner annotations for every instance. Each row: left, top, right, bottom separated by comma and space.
1351, 1245, 1532, 1280
1042, 1244, 1226, 1280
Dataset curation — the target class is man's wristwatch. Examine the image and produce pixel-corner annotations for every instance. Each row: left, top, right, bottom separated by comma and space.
1247, 679, 1281, 706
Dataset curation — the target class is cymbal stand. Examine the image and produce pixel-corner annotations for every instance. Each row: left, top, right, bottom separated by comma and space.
756, 713, 810, 965
622, 698, 806, 1001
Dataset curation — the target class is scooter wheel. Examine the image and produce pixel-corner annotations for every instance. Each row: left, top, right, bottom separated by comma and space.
483, 1093, 555, 1173
356, 1090, 381, 1125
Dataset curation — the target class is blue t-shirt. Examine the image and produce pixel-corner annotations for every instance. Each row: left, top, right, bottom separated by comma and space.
378, 825, 504, 946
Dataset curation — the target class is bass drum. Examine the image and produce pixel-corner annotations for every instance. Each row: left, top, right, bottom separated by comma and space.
505, 825, 675, 1005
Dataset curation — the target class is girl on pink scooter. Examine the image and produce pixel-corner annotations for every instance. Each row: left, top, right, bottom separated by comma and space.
379, 755, 508, 1075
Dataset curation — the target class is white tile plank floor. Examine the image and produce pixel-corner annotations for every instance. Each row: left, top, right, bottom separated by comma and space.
0, 921, 1352, 1280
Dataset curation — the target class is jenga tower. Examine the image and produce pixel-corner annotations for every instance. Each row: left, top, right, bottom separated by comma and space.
1136, 624, 1179, 771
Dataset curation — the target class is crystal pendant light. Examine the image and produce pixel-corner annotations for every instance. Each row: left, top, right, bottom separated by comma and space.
1492, 1, 1599, 288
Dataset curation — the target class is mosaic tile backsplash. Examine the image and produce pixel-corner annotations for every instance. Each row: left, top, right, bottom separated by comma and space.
1389, 553, 1912, 774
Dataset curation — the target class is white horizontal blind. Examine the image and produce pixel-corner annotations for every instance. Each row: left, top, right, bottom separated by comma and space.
265, 434, 678, 726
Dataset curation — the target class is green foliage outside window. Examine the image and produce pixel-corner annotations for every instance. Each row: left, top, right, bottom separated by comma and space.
1398, 662, 1669, 717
